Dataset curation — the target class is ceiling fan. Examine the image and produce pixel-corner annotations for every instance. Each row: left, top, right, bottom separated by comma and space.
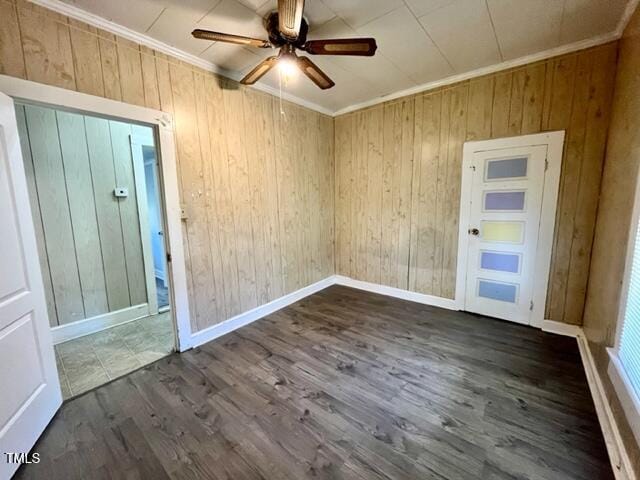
192, 0, 377, 90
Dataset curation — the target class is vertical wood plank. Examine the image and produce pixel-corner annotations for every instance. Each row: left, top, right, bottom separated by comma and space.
58, 111, 109, 317
365, 107, 383, 284
155, 53, 174, 115
319, 114, 335, 278
193, 72, 225, 323
507, 69, 526, 136
412, 93, 442, 295
110, 120, 148, 306
563, 44, 618, 325
396, 99, 415, 289
204, 76, 241, 317
85, 115, 131, 311
17, 0, 75, 90
491, 72, 512, 137
243, 89, 273, 305
261, 96, 285, 299
140, 46, 161, 110
521, 63, 547, 134
297, 106, 312, 286
465, 76, 494, 141
25, 105, 84, 324
543, 54, 577, 319
169, 63, 216, 330
0, 0, 26, 78
222, 84, 258, 310
273, 102, 297, 294
441, 84, 468, 298
16, 104, 58, 326
98, 31, 122, 102
68, 19, 104, 97
381, 104, 400, 287
408, 95, 423, 292
116, 37, 145, 107
335, 115, 352, 276
306, 112, 322, 283
547, 52, 592, 322
432, 90, 451, 296
352, 110, 368, 282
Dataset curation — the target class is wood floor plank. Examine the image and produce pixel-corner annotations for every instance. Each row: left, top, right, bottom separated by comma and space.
16, 286, 613, 480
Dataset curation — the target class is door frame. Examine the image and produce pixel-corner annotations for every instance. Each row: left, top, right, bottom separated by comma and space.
454, 131, 565, 327
0, 74, 193, 351
130, 127, 160, 316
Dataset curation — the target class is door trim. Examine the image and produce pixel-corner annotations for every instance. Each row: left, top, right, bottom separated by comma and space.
454, 131, 565, 327
130, 129, 159, 316
0, 74, 193, 351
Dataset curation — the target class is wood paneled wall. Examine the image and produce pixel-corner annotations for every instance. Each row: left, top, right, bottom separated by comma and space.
0, 0, 334, 333
583, 5, 640, 473
17, 104, 149, 327
335, 42, 618, 325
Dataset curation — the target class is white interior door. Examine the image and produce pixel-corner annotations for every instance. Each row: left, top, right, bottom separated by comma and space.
0, 92, 61, 479
463, 145, 547, 324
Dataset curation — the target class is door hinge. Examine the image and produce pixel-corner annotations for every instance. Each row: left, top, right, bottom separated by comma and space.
166, 253, 172, 263
529, 300, 534, 311
544, 158, 549, 171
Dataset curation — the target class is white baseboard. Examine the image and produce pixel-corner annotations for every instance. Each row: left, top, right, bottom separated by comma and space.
188, 276, 338, 349
576, 332, 636, 480
188, 275, 459, 349
333, 275, 459, 310
541, 319, 582, 337
51, 303, 150, 344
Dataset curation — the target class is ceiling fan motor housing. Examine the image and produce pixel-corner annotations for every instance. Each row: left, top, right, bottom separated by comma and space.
265, 12, 309, 48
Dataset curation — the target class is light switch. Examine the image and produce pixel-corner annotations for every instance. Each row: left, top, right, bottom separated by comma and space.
114, 187, 128, 198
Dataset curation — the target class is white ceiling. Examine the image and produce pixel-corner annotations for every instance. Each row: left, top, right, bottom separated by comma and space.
58, 0, 632, 114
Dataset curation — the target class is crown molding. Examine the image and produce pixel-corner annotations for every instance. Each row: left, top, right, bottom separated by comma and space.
616, 0, 640, 36
332, 31, 619, 116
27, 0, 632, 117
28, 0, 334, 116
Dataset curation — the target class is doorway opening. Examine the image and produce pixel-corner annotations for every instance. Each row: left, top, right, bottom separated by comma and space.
16, 102, 175, 399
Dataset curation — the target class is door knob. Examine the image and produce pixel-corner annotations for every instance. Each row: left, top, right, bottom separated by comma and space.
468, 228, 479, 236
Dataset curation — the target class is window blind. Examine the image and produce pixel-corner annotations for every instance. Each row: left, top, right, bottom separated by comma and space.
620, 218, 640, 399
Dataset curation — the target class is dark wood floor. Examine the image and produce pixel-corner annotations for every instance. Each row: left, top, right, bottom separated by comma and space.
16, 286, 613, 480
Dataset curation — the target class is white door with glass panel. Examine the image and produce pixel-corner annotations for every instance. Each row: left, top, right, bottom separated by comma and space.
463, 145, 547, 324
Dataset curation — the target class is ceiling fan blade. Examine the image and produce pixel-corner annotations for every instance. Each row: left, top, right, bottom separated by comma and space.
278, 0, 305, 40
192, 29, 271, 48
296, 56, 335, 90
240, 57, 279, 85
303, 38, 377, 56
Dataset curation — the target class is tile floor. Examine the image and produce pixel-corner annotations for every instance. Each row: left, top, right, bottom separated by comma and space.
55, 312, 174, 399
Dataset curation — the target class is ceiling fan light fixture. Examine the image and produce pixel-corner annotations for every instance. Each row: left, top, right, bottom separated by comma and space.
278, 58, 298, 81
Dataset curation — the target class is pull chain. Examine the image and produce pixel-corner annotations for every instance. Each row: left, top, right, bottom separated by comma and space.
278, 66, 286, 119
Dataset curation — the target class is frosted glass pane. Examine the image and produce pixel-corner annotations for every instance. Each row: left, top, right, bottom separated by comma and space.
481, 251, 520, 273
486, 157, 527, 180
484, 191, 525, 211
478, 280, 517, 303
482, 221, 524, 243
